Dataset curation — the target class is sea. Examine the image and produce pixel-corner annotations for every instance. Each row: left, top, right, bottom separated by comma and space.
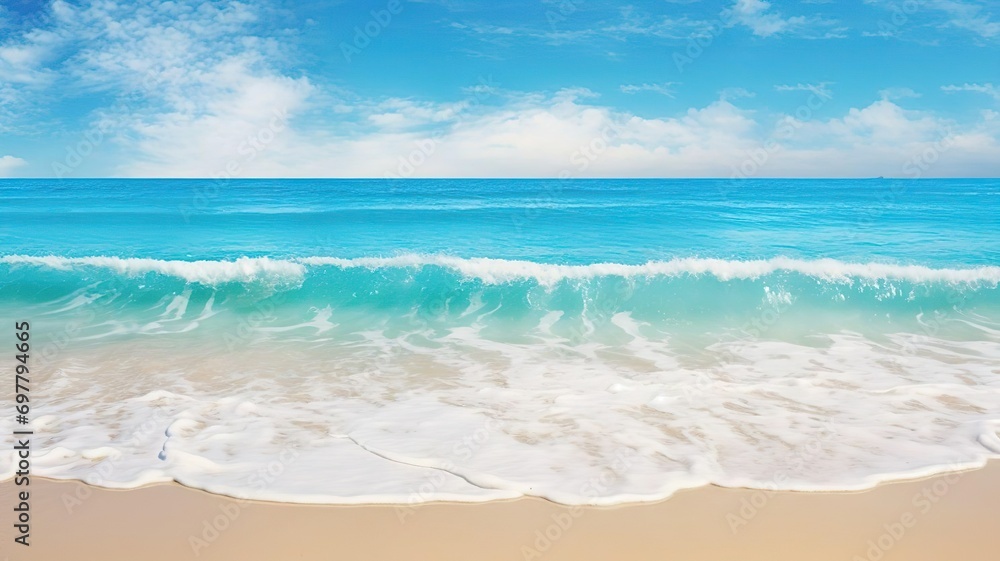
1, 178, 998, 504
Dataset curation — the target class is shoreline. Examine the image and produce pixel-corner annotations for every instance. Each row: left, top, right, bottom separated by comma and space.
3, 462, 999, 560
5, 456, 999, 506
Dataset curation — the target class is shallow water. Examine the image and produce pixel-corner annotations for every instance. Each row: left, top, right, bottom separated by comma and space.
1, 178, 998, 504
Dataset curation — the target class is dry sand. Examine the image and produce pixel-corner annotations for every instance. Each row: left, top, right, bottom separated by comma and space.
2, 463, 999, 560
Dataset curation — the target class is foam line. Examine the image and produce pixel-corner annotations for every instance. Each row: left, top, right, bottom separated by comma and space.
4, 254, 999, 286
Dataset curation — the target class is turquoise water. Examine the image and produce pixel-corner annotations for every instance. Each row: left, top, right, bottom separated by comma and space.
2, 178, 998, 264
3, 178, 998, 345
1, 179, 999, 504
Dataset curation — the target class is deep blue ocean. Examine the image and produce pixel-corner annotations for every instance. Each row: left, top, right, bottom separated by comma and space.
1, 178, 997, 264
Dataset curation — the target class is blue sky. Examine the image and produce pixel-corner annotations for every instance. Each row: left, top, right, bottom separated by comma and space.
0, 0, 998, 177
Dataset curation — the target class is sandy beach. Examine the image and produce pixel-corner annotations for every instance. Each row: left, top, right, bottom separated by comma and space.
2, 463, 998, 560
4, 0, 1000, 557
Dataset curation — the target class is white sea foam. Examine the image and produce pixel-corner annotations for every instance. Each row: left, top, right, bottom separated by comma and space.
0, 255, 306, 284
1, 311, 998, 505
4, 254, 1000, 286
303, 255, 1000, 286
2, 253, 998, 503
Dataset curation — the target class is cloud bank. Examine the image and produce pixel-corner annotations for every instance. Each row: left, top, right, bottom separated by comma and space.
1, 0, 998, 178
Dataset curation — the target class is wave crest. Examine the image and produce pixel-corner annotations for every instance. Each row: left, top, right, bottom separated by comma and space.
3, 254, 999, 287
0, 255, 306, 284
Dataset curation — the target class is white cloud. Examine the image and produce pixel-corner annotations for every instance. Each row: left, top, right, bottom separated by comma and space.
788, 99, 943, 145
867, 0, 1000, 41
115, 88, 1000, 178
878, 87, 921, 100
0, 155, 27, 176
366, 98, 472, 129
1, 0, 997, 179
451, 15, 716, 45
0, 19, 65, 130
932, 0, 1000, 38
775, 82, 834, 99
726, 0, 803, 36
942, 83, 1000, 101
722, 0, 842, 38
619, 83, 677, 97
719, 87, 755, 101
454, 2, 843, 45
8, 0, 313, 177
0, 28, 61, 86
599, 15, 721, 41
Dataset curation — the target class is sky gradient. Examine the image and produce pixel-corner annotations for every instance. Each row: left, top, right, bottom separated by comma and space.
1, 0, 999, 178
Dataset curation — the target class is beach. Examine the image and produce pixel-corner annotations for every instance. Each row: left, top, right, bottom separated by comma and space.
2, 179, 999, 559
3, 464, 999, 560
3, 0, 999, 556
